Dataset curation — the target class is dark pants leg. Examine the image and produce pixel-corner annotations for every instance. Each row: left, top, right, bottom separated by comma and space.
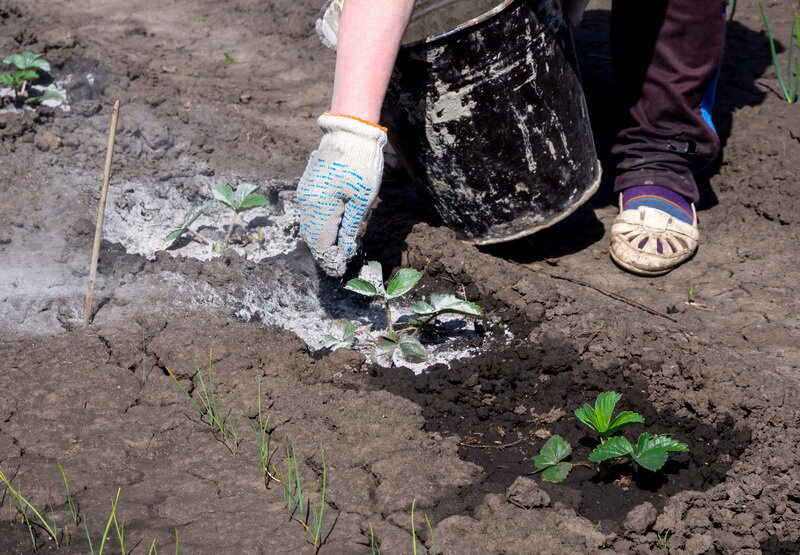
611, 0, 726, 203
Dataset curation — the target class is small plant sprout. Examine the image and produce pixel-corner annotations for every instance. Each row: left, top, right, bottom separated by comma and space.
249, 380, 276, 483
589, 432, 688, 472
686, 284, 698, 304
1, 52, 62, 106
758, 1, 800, 103
164, 204, 209, 247
0, 469, 60, 548
345, 261, 484, 366
57, 463, 80, 526
273, 441, 328, 554
323, 319, 359, 350
530, 434, 573, 482
165, 349, 240, 455
574, 391, 645, 442
656, 528, 672, 549
368, 523, 381, 555
223, 52, 236, 65
211, 183, 268, 241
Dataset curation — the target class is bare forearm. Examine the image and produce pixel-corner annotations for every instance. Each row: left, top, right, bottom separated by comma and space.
330, 0, 415, 122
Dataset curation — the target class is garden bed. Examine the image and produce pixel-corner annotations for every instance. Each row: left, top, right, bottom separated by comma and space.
2, 0, 800, 553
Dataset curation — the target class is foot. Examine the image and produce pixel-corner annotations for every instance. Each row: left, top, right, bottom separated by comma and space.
609, 185, 699, 276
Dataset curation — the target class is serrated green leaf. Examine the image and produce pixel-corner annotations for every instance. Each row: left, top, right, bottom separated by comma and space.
165, 228, 185, 244
606, 411, 645, 437
413, 293, 484, 317
594, 392, 622, 431
212, 184, 235, 209
385, 268, 422, 299
644, 434, 688, 453
588, 436, 634, 462
14, 70, 38, 83
359, 261, 386, 296
541, 462, 572, 483
632, 447, 668, 471
376, 332, 399, 355
398, 334, 427, 362
0, 73, 15, 86
25, 89, 64, 105
4, 52, 49, 72
323, 318, 358, 349
182, 204, 206, 228
238, 193, 268, 211
233, 183, 259, 205
531, 454, 553, 473
574, 403, 601, 433
540, 434, 572, 464
345, 278, 378, 297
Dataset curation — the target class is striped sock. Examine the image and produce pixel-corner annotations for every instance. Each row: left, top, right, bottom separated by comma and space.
622, 185, 694, 225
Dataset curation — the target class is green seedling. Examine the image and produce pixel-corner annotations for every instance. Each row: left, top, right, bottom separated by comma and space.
424, 514, 438, 555
686, 284, 698, 304
1, 52, 62, 106
0, 469, 60, 549
273, 441, 328, 554
345, 261, 483, 366
530, 434, 573, 482
575, 391, 645, 441
224, 52, 236, 65
56, 463, 80, 526
249, 380, 276, 483
589, 432, 688, 472
656, 528, 672, 549
164, 204, 209, 247
368, 523, 381, 555
758, 1, 800, 103
323, 319, 359, 350
84, 488, 123, 555
411, 499, 419, 555
212, 183, 268, 241
165, 349, 240, 455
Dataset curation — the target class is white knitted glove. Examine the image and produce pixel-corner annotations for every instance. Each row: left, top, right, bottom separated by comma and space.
297, 113, 388, 277
564, 0, 590, 25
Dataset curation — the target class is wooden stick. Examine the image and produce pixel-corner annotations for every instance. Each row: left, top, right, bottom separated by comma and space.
83, 99, 121, 328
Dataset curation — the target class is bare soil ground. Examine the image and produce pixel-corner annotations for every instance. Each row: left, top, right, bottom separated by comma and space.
1, 0, 799, 553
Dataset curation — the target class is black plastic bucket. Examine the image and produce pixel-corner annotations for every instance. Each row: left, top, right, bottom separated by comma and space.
318, 0, 601, 245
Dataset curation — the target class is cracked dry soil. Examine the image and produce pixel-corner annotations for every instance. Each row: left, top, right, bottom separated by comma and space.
2, 0, 800, 553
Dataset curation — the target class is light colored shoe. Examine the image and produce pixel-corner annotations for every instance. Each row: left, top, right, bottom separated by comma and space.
609, 196, 699, 276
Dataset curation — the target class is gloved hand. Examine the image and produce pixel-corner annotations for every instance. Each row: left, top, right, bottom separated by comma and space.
564, 0, 590, 25
297, 113, 388, 277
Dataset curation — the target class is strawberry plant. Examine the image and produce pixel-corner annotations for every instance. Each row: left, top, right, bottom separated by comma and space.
211, 183, 268, 241
530, 392, 689, 483
1, 52, 62, 107
574, 391, 645, 441
589, 432, 688, 471
343, 261, 484, 366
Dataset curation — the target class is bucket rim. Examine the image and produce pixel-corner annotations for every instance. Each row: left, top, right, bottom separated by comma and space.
400, 0, 529, 50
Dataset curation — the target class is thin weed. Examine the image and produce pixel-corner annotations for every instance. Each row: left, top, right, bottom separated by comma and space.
165, 349, 240, 455
0, 469, 60, 550
368, 523, 381, 554
758, 0, 800, 103
273, 441, 328, 553
56, 463, 80, 526
248, 380, 276, 483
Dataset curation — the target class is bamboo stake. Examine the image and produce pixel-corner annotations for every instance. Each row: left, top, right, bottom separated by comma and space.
83, 99, 121, 328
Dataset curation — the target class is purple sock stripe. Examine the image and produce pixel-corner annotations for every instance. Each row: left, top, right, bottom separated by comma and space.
625, 195, 693, 224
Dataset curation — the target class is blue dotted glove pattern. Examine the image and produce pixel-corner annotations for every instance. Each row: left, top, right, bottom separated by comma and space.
297, 154, 378, 269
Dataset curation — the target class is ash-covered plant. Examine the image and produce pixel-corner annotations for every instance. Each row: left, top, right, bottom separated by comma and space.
758, 0, 800, 103
212, 183, 268, 241
530, 392, 688, 483
340, 261, 483, 366
1, 52, 62, 107
164, 183, 268, 249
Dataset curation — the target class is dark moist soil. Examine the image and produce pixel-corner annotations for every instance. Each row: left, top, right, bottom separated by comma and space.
2, 0, 800, 553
